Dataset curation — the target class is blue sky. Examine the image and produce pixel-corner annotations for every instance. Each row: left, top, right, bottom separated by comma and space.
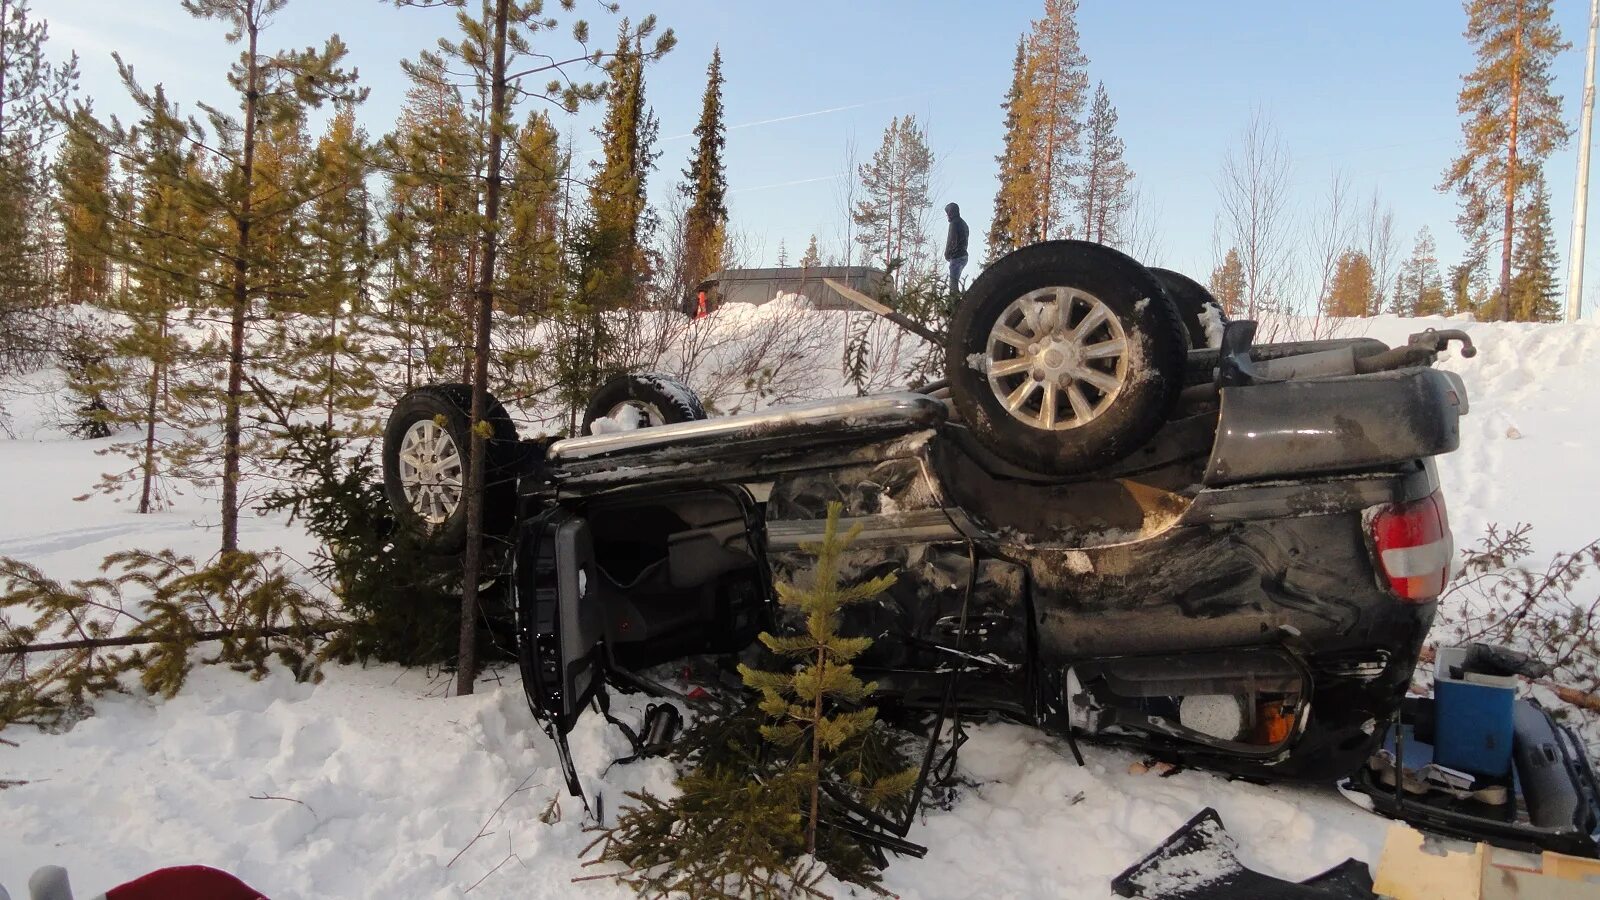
41, 0, 1600, 314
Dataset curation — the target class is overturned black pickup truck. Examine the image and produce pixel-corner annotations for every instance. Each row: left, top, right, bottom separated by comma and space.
382, 241, 1476, 790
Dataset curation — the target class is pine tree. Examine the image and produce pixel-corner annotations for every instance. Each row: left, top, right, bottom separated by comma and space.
775, 239, 788, 268
679, 46, 727, 294
736, 502, 914, 856
106, 0, 365, 555
800, 234, 820, 268
1074, 81, 1133, 245
0, 0, 77, 373
1441, 0, 1568, 320
1208, 248, 1246, 316
295, 106, 376, 432
499, 110, 563, 316
1509, 174, 1561, 321
582, 18, 664, 310
853, 114, 933, 286
989, 37, 1039, 258
379, 57, 481, 387
1019, 0, 1089, 239
495, 109, 565, 399
1393, 227, 1447, 316
554, 16, 672, 430
60, 88, 210, 512
54, 103, 112, 306
1325, 249, 1376, 318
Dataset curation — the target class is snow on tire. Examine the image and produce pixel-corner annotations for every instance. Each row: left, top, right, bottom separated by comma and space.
1150, 267, 1230, 350
581, 373, 707, 435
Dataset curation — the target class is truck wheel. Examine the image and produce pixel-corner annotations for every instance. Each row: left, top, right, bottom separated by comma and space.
1151, 267, 1230, 350
383, 384, 520, 555
581, 373, 707, 435
946, 241, 1187, 475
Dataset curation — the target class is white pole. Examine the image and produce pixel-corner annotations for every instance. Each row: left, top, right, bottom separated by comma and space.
1567, 0, 1599, 322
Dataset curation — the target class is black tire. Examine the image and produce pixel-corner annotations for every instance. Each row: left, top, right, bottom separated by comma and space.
1150, 267, 1230, 350
382, 384, 520, 555
945, 241, 1187, 476
580, 372, 707, 435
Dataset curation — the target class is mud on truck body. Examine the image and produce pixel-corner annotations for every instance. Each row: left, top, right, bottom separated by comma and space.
382, 241, 1474, 793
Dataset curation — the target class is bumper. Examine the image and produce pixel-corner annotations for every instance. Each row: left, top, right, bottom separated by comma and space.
1205, 367, 1468, 486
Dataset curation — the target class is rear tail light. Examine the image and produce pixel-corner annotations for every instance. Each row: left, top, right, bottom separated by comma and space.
1370, 490, 1453, 602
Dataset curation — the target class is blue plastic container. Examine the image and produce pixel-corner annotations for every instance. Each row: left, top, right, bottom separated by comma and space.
1433, 646, 1517, 778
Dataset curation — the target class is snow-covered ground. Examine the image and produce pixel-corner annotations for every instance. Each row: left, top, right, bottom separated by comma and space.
3, 310, 1599, 898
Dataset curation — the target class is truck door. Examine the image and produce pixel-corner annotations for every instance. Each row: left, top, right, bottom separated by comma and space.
515, 508, 605, 744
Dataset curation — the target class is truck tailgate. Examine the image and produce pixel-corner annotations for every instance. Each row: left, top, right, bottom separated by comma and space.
1204, 367, 1468, 486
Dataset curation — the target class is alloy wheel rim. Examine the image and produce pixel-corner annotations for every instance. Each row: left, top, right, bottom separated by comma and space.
398, 418, 464, 525
984, 286, 1130, 431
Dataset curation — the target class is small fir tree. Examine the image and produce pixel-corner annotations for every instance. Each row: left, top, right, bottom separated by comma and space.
1325, 248, 1376, 318
585, 503, 918, 895
800, 234, 821, 268
1393, 226, 1448, 316
1208, 247, 1246, 317
737, 501, 915, 855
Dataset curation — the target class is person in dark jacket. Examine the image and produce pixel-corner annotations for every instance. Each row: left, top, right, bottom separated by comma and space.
944, 202, 969, 293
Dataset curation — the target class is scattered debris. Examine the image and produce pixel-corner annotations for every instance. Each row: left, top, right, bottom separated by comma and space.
1111, 807, 1375, 899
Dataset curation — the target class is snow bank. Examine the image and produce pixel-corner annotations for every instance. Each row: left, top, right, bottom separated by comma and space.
3, 315, 1599, 898
1352, 316, 1600, 560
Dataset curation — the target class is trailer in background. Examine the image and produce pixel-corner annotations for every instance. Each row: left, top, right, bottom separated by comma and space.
686, 265, 888, 317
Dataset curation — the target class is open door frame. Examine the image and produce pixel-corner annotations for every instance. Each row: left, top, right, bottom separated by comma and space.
514, 507, 607, 796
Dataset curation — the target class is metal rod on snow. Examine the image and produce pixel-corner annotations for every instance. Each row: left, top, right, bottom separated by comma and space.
823, 278, 945, 346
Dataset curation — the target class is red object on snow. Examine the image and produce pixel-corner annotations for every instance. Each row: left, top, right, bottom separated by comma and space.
106, 866, 267, 900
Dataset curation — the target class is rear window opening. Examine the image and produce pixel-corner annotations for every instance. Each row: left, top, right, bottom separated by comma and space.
583, 488, 766, 666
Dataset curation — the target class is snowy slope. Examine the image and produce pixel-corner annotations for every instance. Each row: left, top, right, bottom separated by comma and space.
2, 313, 1599, 899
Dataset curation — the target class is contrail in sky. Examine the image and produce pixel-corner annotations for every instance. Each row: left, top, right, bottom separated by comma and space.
578, 88, 943, 156
728, 173, 846, 195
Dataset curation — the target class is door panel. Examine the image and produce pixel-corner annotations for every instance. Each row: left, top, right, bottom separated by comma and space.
515, 508, 605, 733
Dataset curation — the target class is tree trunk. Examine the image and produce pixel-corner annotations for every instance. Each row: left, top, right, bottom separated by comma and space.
137, 351, 160, 514
0, 0, 10, 138
1084, 161, 1098, 239
456, 0, 510, 698
807, 644, 825, 855
1501, 1, 1525, 322
221, 5, 261, 556
325, 313, 337, 429
1, 623, 339, 656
